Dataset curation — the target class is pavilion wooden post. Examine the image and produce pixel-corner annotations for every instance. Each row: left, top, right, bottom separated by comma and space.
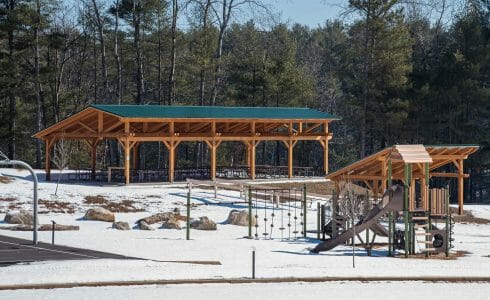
420, 162, 428, 211
123, 138, 130, 185
90, 140, 99, 181
282, 140, 297, 179
132, 142, 139, 170
317, 122, 330, 176
381, 159, 387, 192
169, 141, 176, 183
457, 159, 464, 215
44, 138, 54, 181
205, 140, 221, 181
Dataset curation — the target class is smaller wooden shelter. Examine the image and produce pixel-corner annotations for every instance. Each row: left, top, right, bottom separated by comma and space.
327, 144, 479, 214
33, 105, 339, 184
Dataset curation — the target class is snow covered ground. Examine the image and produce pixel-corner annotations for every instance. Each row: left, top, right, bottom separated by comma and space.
3, 281, 490, 300
0, 168, 489, 290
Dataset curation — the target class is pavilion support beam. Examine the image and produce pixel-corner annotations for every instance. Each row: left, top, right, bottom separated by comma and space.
381, 159, 387, 192
163, 140, 180, 184
205, 140, 221, 181
90, 140, 99, 181
44, 138, 55, 181
457, 159, 464, 215
282, 139, 298, 179
245, 140, 259, 180
124, 138, 130, 185
132, 142, 139, 170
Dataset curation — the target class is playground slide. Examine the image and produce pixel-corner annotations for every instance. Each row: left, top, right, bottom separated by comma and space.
311, 185, 404, 253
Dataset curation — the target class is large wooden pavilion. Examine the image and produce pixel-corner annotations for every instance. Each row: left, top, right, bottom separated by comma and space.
34, 105, 340, 184
327, 144, 479, 214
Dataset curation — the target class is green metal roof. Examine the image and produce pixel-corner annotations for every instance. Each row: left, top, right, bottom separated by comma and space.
90, 104, 340, 120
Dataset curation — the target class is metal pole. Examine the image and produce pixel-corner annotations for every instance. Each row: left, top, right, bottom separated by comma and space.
51, 220, 56, 245
251, 247, 256, 279
388, 211, 393, 256
248, 186, 252, 239
303, 184, 307, 238
317, 202, 321, 240
404, 163, 409, 257
445, 186, 450, 257
0, 159, 39, 245
186, 183, 191, 240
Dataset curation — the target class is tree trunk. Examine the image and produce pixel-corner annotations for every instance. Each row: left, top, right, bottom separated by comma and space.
114, 0, 122, 104
360, 2, 371, 159
168, 0, 178, 105
34, 0, 42, 168
133, 0, 144, 104
8, 27, 16, 159
91, 0, 111, 103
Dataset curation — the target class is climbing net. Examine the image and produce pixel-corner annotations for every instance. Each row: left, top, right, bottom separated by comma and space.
250, 188, 306, 240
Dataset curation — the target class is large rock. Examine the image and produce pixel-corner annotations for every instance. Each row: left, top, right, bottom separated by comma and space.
112, 221, 130, 230
4, 210, 33, 225
138, 220, 155, 231
161, 219, 181, 230
137, 212, 175, 225
190, 216, 217, 230
84, 207, 115, 222
226, 210, 254, 227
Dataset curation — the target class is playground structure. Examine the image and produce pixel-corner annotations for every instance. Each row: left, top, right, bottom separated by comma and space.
313, 144, 479, 257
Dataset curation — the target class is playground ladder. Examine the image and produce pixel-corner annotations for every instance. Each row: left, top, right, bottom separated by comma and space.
413, 215, 436, 253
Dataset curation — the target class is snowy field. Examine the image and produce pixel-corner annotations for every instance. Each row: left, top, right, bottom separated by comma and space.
3, 281, 490, 300
0, 168, 489, 298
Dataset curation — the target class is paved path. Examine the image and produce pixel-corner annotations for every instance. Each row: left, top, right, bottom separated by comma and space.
0, 235, 134, 265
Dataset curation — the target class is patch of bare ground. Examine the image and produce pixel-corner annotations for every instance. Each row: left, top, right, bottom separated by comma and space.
84, 195, 145, 213
102, 200, 145, 213
0, 197, 16, 202
84, 195, 108, 205
39, 199, 76, 214
396, 250, 470, 260
0, 176, 13, 184
146, 195, 162, 198
450, 207, 490, 224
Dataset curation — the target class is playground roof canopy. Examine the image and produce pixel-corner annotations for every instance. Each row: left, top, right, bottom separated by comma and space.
327, 144, 479, 182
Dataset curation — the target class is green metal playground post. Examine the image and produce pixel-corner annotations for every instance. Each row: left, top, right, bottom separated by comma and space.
186, 187, 191, 240
248, 186, 252, 239
332, 190, 337, 238
409, 164, 414, 255
425, 162, 430, 258
303, 184, 307, 238
365, 190, 369, 253
445, 186, 450, 257
404, 163, 410, 257
388, 159, 393, 256
317, 202, 321, 240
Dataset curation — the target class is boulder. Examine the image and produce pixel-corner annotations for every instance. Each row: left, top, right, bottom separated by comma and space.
112, 221, 130, 230
226, 210, 254, 227
138, 220, 155, 231
84, 207, 115, 222
137, 212, 175, 225
161, 219, 181, 230
190, 216, 217, 230
4, 210, 33, 225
